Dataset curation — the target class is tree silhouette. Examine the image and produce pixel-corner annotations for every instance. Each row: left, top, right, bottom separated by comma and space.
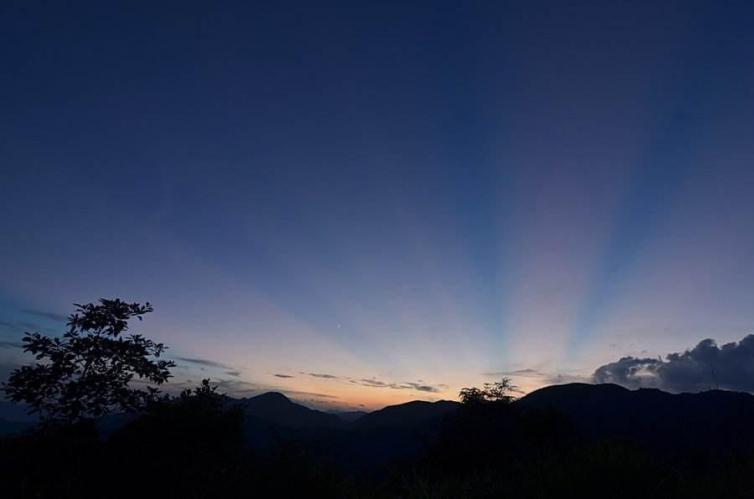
3, 299, 174, 423
458, 386, 487, 404
482, 378, 518, 403
177, 378, 224, 411
459, 377, 518, 404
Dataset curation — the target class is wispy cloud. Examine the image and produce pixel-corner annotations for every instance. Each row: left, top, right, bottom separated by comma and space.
0, 340, 23, 349
175, 356, 232, 369
0, 321, 21, 332
352, 377, 442, 393
21, 309, 68, 322
403, 382, 441, 393
0, 319, 57, 334
303, 372, 445, 393
483, 368, 541, 377
283, 389, 338, 400
482, 368, 589, 391
17, 322, 43, 332
274, 374, 295, 378
213, 378, 256, 394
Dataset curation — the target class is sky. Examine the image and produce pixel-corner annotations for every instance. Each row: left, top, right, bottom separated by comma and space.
2, 1, 754, 411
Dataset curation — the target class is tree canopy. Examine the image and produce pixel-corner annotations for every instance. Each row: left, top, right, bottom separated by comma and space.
3, 298, 174, 422
459, 378, 518, 404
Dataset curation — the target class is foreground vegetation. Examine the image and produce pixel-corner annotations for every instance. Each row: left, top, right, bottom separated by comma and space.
3, 299, 754, 498
3, 395, 754, 499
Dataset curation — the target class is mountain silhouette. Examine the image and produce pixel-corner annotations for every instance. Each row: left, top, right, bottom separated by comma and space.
517, 383, 754, 453
333, 410, 367, 423
238, 392, 344, 429
7, 384, 754, 458
354, 400, 460, 431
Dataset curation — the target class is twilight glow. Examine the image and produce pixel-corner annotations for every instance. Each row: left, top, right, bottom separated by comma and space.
2, 2, 754, 410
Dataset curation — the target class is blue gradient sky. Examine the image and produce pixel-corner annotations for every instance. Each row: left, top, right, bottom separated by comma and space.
2, 1, 754, 409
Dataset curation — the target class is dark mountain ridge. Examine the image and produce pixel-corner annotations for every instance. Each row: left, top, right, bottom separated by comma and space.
6, 382, 754, 496
239, 391, 343, 429
354, 399, 460, 430
332, 410, 367, 423
6, 383, 754, 458
517, 383, 754, 454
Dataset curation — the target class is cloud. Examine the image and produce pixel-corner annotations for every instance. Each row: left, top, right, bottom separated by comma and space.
282, 389, 338, 400
593, 334, 754, 393
225, 370, 241, 377
0, 340, 23, 349
21, 309, 68, 322
482, 368, 590, 388
403, 382, 441, 393
484, 368, 541, 377
265, 370, 446, 395
0, 319, 58, 335
17, 322, 43, 332
0, 321, 21, 332
353, 378, 442, 393
174, 356, 232, 369
546, 373, 592, 384
198, 378, 257, 397
355, 378, 390, 388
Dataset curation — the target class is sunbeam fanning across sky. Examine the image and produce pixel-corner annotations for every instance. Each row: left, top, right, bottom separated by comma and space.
2, 1, 754, 410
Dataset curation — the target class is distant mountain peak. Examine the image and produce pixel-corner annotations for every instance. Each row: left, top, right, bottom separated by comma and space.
240, 391, 342, 429
332, 410, 368, 423
354, 399, 459, 430
249, 391, 291, 403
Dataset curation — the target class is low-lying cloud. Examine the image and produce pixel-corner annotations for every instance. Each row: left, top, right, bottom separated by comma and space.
483, 368, 589, 387
593, 334, 754, 393
352, 377, 442, 393
21, 309, 68, 322
175, 356, 232, 370
484, 368, 540, 377
293, 372, 444, 393
403, 382, 441, 393
0, 320, 55, 334
0, 321, 22, 332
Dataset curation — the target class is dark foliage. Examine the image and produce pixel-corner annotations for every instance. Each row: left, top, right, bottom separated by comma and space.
104, 378, 249, 498
459, 377, 518, 404
3, 299, 174, 423
4, 302, 754, 498
4, 383, 754, 498
0, 381, 350, 499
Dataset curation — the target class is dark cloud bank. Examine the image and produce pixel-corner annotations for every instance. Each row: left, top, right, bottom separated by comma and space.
593, 334, 754, 393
